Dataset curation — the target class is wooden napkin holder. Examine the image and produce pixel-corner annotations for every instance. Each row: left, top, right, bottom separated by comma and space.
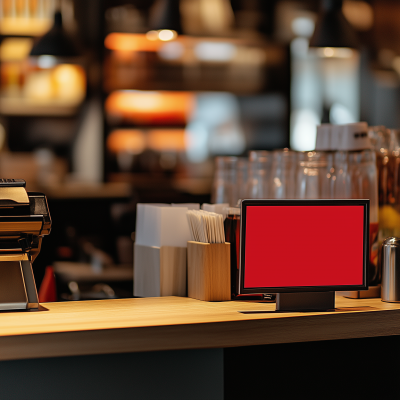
187, 241, 231, 301
134, 243, 187, 297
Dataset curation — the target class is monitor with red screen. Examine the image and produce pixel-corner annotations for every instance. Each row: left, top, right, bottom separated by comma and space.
239, 199, 369, 294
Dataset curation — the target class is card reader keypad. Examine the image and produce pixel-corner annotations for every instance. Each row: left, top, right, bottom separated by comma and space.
0, 179, 26, 187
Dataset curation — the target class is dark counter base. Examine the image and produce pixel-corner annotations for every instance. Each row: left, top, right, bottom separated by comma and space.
225, 335, 399, 399
1, 335, 398, 400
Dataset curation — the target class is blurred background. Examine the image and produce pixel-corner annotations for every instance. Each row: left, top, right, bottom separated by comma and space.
0, 0, 398, 299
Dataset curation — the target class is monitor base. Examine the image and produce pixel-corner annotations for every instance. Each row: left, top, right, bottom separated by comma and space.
276, 291, 335, 312
0, 260, 39, 311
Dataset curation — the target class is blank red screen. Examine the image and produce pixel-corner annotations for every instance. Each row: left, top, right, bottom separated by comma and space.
244, 206, 365, 288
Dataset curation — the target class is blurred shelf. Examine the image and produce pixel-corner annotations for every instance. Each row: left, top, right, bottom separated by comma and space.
0, 18, 52, 37
172, 177, 212, 195
108, 172, 211, 195
43, 182, 132, 200
0, 95, 83, 117
53, 262, 133, 283
103, 33, 286, 94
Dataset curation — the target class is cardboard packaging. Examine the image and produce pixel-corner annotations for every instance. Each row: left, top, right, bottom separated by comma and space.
134, 244, 187, 297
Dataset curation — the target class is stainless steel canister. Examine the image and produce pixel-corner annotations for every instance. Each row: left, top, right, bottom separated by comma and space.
381, 237, 400, 302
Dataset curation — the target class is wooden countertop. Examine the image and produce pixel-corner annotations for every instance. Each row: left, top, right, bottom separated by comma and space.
1, 296, 400, 361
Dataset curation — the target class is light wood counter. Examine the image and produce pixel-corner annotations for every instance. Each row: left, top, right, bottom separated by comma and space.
1, 295, 400, 361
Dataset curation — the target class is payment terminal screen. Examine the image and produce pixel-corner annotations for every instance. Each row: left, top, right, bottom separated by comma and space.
243, 205, 365, 288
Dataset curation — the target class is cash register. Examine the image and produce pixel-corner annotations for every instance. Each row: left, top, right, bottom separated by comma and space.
0, 179, 51, 310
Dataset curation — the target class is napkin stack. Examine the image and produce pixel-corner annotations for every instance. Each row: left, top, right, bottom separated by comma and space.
186, 210, 225, 244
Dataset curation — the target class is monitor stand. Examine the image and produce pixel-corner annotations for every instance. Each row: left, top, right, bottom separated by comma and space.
0, 256, 39, 311
276, 291, 335, 312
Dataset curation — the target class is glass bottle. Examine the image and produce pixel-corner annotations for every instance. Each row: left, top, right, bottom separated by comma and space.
348, 149, 379, 285
336, 122, 379, 285
373, 128, 400, 239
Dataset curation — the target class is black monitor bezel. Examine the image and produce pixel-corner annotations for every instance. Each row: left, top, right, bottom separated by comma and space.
239, 199, 370, 294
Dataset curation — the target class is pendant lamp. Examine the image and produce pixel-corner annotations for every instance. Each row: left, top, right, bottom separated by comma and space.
309, 0, 359, 49
29, 11, 79, 57
149, 0, 183, 35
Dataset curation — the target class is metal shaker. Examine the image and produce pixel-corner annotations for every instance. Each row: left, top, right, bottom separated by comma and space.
381, 237, 400, 302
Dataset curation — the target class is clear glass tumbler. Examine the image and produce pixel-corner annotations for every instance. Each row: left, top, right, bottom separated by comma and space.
212, 156, 238, 206
236, 157, 249, 205
270, 148, 297, 199
331, 151, 351, 199
247, 151, 272, 199
295, 151, 331, 199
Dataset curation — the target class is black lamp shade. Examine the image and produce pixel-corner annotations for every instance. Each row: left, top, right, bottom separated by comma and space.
149, 0, 182, 34
29, 11, 79, 57
309, 0, 359, 48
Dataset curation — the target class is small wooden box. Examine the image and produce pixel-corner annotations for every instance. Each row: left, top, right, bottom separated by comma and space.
134, 243, 187, 298
187, 241, 230, 301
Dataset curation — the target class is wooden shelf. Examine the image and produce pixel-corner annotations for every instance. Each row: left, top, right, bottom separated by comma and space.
0, 95, 82, 117
0, 18, 52, 37
1, 295, 400, 361
109, 173, 212, 195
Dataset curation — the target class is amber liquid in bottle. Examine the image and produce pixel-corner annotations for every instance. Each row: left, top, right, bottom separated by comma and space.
376, 153, 400, 284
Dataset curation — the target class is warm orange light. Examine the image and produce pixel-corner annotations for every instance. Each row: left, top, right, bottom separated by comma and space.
317, 47, 353, 59
104, 33, 161, 52
104, 32, 182, 52
0, 38, 33, 61
323, 47, 335, 57
52, 64, 86, 101
24, 63, 86, 102
106, 129, 186, 154
148, 130, 186, 152
0, 18, 52, 36
107, 130, 146, 154
158, 30, 177, 41
105, 90, 195, 125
